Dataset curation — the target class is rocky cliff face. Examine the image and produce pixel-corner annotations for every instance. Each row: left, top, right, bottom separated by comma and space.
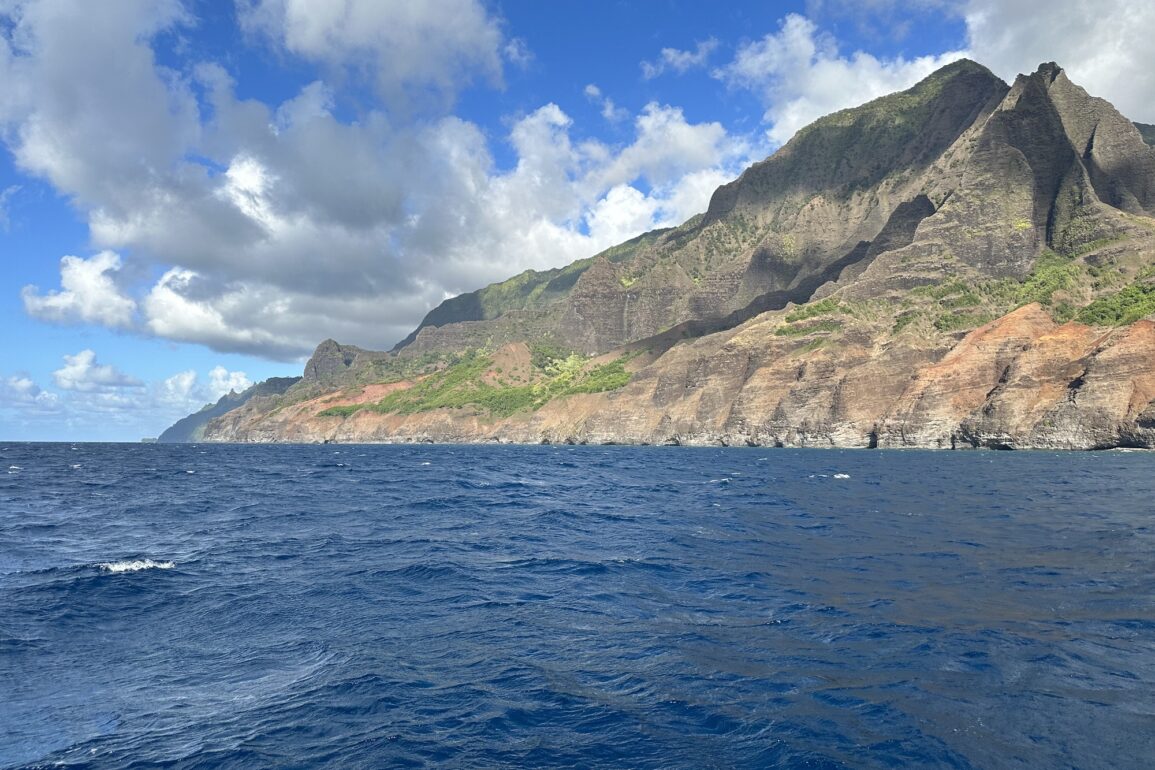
189, 61, 1155, 450
157, 376, 300, 443
203, 301, 1155, 450
399, 60, 1012, 356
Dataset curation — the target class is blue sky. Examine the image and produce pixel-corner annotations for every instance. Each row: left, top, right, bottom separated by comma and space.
2, 0, 1153, 441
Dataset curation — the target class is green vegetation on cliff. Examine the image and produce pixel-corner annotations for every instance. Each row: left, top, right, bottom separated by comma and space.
393, 229, 670, 350
748, 59, 1003, 202
1075, 279, 1155, 325
320, 347, 633, 420
884, 246, 1155, 336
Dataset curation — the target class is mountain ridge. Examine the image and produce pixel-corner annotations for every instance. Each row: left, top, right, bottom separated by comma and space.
163, 60, 1155, 449
157, 376, 300, 443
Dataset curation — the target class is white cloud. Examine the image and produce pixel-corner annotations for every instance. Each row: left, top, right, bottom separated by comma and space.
584, 83, 629, 123
0, 184, 19, 230
22, 251, 136, 328
642, 38, 719, 79
2, 1, 760, 360
18, 90, 755, 360
963, 0, 1155, 122
53, 350, 144, 392
238, 0, 506, 108
1, 362, 278, 440
0, 375, 60, 411
0, 0, 199, 212
208, 366, 252, 398
0, 5, 939, 368
717, 13, 965, 145
142, 268, 307, 359
594, 103, 745, 189
504, 37, 533, 68
800, 1, 1155, 123
158, 369, 197, 406
403, 101, 757, 300
136, 366, 249, 414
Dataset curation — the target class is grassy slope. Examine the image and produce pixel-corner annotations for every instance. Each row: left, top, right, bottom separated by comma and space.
761, 224, 1155, 349
319, 347, 633, 421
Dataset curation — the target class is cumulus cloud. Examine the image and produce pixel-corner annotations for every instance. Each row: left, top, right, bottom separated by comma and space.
208, 366, 253, 397
0, 0, 199, 213
642, 38, 719, 79
158, 369, 198, 407
238, 0, 506, 108
716, 13, 965, 145
2, 1, 758, 361
0, 375, 60, 411
403, 102, 755, 299
157, 366, 250, 404
963, 0, 1155, 122
805, 0, 1155, 123
52, 350, 144, 392
22, 251, 136, 328
593, 103, 744, 189
1, 360, 267, 439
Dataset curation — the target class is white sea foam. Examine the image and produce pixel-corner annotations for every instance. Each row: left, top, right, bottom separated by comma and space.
98, 559, 175, 573
833, 473, 851, 479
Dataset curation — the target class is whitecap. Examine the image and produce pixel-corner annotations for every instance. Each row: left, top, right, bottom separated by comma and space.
98, 559, 175, 573
186, 470, 196, 474
833, 473, 850, 479
8, 465, 21, 470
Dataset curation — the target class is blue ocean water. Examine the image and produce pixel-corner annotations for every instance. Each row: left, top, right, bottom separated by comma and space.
1, 443, 1153, 769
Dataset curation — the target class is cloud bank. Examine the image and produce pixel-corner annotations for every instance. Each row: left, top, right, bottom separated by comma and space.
1, 350, 258, 439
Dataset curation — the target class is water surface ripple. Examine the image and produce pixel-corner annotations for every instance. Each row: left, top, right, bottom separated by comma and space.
2, 443, 1153, 768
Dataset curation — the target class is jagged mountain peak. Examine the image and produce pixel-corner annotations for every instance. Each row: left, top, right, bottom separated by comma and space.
396, 58, 1021, 359
702, 58, 1007, 225
1031, 61, 1064, 84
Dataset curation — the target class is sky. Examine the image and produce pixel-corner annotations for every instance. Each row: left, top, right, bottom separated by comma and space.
2, 0, 1153, 441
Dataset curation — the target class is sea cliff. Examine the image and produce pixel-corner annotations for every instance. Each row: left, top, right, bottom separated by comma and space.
168, 61, 1155, 449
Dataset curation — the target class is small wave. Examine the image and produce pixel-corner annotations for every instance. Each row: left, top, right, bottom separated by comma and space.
98, 559, 175, 573
833, 473, 850, 479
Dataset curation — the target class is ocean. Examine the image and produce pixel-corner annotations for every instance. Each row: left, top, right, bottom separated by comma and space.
1, 443, 1153, 769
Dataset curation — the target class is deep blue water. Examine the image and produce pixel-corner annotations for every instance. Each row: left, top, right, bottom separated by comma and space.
2, 443, 1154, 769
